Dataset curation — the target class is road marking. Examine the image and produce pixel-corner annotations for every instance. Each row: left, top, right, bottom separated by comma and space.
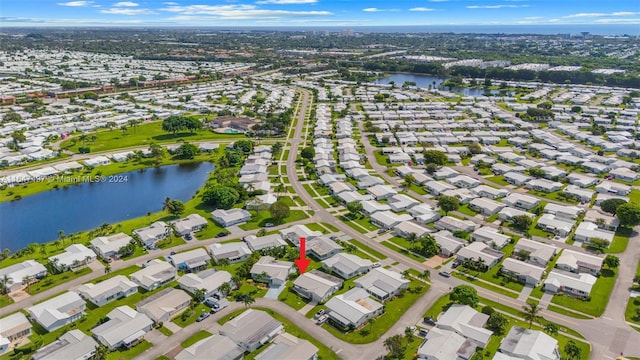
335, 349, 343, 354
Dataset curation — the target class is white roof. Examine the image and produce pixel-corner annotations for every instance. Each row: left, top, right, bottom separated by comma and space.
326, 288, 383, 325
130, 260, 176, 289
438, 304, 493, 347
92, 306, 153, 348
556, 249, 603, 271
90, 232, 132, 255
178, 269, 231, 294
0, 260, 46, 286
32, 329, 97, 360
250, 256, 293, 283
28, 292, 85, 329
499, 326, 559, 360
77, 275, 137, 304
501, 258, 545, 281
49, 244, 96, 268
544, 269, 597, 294
354, 268, 409, 298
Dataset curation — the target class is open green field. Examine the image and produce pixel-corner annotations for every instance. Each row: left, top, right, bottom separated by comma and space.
60, 121, 244, 154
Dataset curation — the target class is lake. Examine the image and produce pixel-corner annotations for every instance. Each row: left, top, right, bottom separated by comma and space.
372, 73, 513, 97
0, 162, 215, 251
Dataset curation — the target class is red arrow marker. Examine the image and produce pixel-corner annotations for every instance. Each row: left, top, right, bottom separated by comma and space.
294, 237, 311, 274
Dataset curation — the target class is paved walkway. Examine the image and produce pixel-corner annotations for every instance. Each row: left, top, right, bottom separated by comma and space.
540, 291, 554, 309
298, 302, 316, 315
264, 283, 286, 299
518, 285, 534, 301
164, 321, 182, 333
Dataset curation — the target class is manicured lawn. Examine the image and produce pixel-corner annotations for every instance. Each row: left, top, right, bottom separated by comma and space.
305, 304, 326, 319
105, 340, 153, 360
607, 228, 631, 253
92, 265, 141, 283
409, 183, 427, 195
388, 236, 414, 250
625, 261, 640, 327
322, 280, 429, 343
551, 268, 617, 317
451, 271, 519, 298
458, 204, 478, 216
486, 175, 509, 186
381, 241, 424, 262
0, 295, 13, 308
349, 216, 378, 231
547, 304, 593, 320
238, 210, 308, 230
528, 189, 578, 205
180, 330, 212, 348
349, 239, 387, 259
422, 294, 452, 318
278, 282, 308, 310
158, 326, 173, 336
344, 221, 368, 234
373, 150, 390, 165
173, 303, 210, 328
60, 121, 243, 154
157, 236, 187, 249
311, 183, 331, 196
28, 267, 92, 295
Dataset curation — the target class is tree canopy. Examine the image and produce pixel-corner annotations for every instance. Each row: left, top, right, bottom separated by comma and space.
202, 185, 240, 209
423, 150, 448, 166
449, 285, 479, 307
600, 198, 626, 215
162, 115, 203, 135
438, 195, 460, 215
616, 202, 640, 227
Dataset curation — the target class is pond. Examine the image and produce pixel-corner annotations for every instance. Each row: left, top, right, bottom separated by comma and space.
0, 162, 215, 251
372, 73, 514, 97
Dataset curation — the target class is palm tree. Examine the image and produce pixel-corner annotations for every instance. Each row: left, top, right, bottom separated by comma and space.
58, 230, 65, 243
407, 232, 418, 243
162, 197, 173, 213
543, 322, 558, 336
242, 294, 255, 308
0, 275, 13, 294
79, 134, 88, 147
22, 275, 32, 293
522, 302, 540, 329
84, 256, 93, 266
104, 264, 112, 274
53, 240, 61, 250
564, 340, 581, 360
420, 270, 431, 280
219, 282, 232, 296
402, 269, 411, 279
39, 244, 46, 256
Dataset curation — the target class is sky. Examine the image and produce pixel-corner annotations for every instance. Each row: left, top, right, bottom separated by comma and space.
1, 0, 639, 27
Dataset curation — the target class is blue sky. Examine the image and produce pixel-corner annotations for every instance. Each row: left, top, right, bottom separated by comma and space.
1, 0, 639, 27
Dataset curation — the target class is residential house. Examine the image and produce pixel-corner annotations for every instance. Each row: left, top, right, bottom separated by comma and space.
498, 207, 535, 222
394, 221, 431, 239
595, 181, 631, 195
133, 222, 171, 249
500, 258, 545, 286
31, 330, 97, 360
424, 180, 456, 196
556, 249, 603, 276
209, 242, 252, 264
307, 236, 343, 260
407, 204, 442, 224
567, 173, 599, 188
469, 197, 505, 216
280, 225, 322, 246
437, 304, 493, 347
584, 210, 619, 231
250, 256, 294, 287
27, 291, 86, 332
513, 238, 557, 267
325, 288, 384, 330
0, 260, 47, 293
471, 185, 509, 200
129, 259, 177, 291
366, 185, 397, 200
211, 209, 252, 227
495, 326, 560, 360
433, 231, 466, 257
388, 194, 420, 212
136, 288, 191, 324
370, 211, 413, 230
610, 167, 640, 182
292, 270, 343, 303
0, 313, 31, 353
503, 172, 532, 186
322, 253, 372, 279
354, 268, 409, 302
77, 275, 138, 307
563, 185, 594, 203
543, 203, 583, 219
417, 326, 474, 360
169, 214, 208, 236
92, 306, 153, 350
178, 269, 233, 299
525, 179, 563, 193
49, 244, 96, 271
471, 227, 511, 249
254, 333, 319, 360
447, 175, 481, 189
175, 334, 243, 360
434, 216, 476, 233
243, 234, 288, 252
502, 193, 540, 210
219, 309, 284, 352
90, 233, 133, 259
543, 270, 597, 298
536, 214, 574, 237
573, 222, 615, 246
168, 248, 210, 272
361, 200, 392, 216
456, 242, 503, 269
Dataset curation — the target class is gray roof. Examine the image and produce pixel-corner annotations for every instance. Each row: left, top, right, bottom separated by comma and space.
32, 330, 97, 360
175, 334, 243, 360
499, 326, 559, 360
254, 333, 318, 360
92, 306, 153, 348
219, 309, 283, 349
325, 288, 383, 325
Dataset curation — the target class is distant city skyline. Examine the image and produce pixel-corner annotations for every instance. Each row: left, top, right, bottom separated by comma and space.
1, 0, 639, 28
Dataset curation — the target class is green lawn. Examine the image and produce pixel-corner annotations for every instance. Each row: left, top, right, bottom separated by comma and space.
180, 330, 212, 348
0, 295, 13, 308
238, 210, 308, 230
28, 267, 92, 295
348, 216, 378, 231
486, 175, 509, 186
528, 189, 578, 205
344, 221, 368, 234
106, 340, 152, 360
92, 265, 140, 283
607, 228, 631, 253
322, 280, 429, 343
373, 150, 390, 166
173, 303, 210, 328
278, 282, 308, 310
349, 239, 387, 260
547, 304, 593, 320
158, 326, 173, 336
625, 261, 640, 327
60, 121, 243, 154
451, 271, 519, 298
551, 268, 617, 317
458, 204, 479, 216
381, 241, 424, 262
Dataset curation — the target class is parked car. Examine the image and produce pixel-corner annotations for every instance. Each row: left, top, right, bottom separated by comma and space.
204, 297, 217, 307
418, 329, 429, 337
316, 314, 329, 325
372, 262, 381, 268
438, 270, 451, 278
215, 231, 229, 238
184, 233, 193, 240
196, 312, 210, 322
211, 299, 229, 313
314, 309, 325, 319
170, 251, 176, 256
423, 316, 436, 326
264, 223, 275, 228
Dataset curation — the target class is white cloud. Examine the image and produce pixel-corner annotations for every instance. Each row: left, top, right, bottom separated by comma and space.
57, 1, 94, 6
163, 1, 178, 4
159, 4, 332, 20
564, 11, 639, 18
255, 0, 317, 4
409, 7, 435, 12
594, 18, 640, 24
363, 8, 382, 12
101, 7, 155, 14
467, 4, 528, 9
113, 1, 139, 6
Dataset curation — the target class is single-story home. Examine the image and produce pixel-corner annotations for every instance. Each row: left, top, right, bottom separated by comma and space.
498, 207, 535, 222
292, 270, 343, 303
556, 249, 603, 276
500, 258, 545, 286
307, 236, 343, 260
133, 222, 171, 249
433, 230, 465, 257
354, 268, 409, 302
469, 197, 505, 216
471, 227, 511, 249
254, 333, 318, 360
496, 326, 560, 360
388, 194, 420, 212
243, 234, 288, 252
513, 238, 557, 266
280, 225, 322, 246
178, 269, 232, 299
92, 306, 153, 350
250, 256, 294, 287
434, 216, 476, 233
0, 312, 31, 351
456, 242, 503, 270
168, 248, 210, 273
543, 269, 597, 298
31, 330, 97, 360
0, 260, 47, 293
129, 259, 177, 291
437, 304, 493, 348
211, 209, 252, 227
90, 233, 133, 259
471, 185, 509, 199
370, 210, 413, 230
325, 288, 384, 330
27, 291, 86, 332
136, 288, 191, 324
169, 214, 208, 236
536, 214, 575, 237
77, 275, 138, 307
394, 221, 431, 239
209, 242, 252, 264
544, 203, 583, 220
573, 221, 615, 246
175, 334, 243, 360
502, 193, 540, 210
322, 253, 372, 279
48, 244, 96, 272
219, 309, 284, 352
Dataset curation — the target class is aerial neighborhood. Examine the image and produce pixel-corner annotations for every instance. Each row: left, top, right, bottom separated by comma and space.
1, 24, 640, 360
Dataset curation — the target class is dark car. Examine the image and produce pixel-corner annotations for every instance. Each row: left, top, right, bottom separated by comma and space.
215, 232, 229, 238
418, 329, 429, 337
196, 312, 210, 322
423, 317, 436, 325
